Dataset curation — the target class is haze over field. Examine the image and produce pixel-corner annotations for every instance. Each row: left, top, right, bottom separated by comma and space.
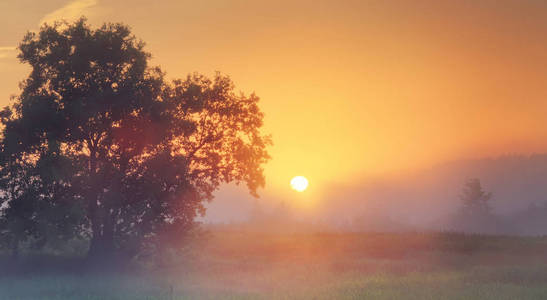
3, 0, 547, 225
4, 2, 547, 299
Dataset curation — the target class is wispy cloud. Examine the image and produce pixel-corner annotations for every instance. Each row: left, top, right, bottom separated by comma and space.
0, 47, 16, 59
39, 0, 98, 26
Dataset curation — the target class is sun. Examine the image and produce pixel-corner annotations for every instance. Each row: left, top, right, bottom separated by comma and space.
290, 176, 309, 192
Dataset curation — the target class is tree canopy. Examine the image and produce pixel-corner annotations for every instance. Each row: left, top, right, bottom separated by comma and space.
0, 18, 270, 260
459, 178, 492, 217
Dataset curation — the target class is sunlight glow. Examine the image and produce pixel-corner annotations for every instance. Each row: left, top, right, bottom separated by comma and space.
290, 176, 309, 192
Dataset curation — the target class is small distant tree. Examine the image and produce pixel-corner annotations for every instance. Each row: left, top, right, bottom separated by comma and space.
459, 178, 492, 217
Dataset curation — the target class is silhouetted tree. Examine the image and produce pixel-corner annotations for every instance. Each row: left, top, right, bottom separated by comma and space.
0, 123, 83, 257
0, 158, 44, 258
445, 178, 500, 234
0, 18, 270, 261
459, 178, 492, 217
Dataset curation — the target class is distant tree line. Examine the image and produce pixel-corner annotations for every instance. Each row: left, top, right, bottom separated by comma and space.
350, 177, 547, 235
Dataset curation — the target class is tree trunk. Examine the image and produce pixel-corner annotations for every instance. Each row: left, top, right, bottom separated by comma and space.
85, 146, 119, 266
87, 214, 116, 262
11, 236, 19, 259
85, 146, 116, 262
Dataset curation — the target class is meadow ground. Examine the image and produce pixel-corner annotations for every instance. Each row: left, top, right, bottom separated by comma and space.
2, 230, 547, 299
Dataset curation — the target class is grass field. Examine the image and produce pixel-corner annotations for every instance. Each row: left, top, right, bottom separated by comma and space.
2, 230, 547, 299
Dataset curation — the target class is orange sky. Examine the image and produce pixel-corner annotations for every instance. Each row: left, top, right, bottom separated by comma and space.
2, 0, 547, 207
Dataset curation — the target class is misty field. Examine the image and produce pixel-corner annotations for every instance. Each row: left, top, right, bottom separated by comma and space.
2, 230, 547, 299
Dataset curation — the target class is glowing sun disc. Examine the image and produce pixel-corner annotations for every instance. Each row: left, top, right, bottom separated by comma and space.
290, 176, 309, 192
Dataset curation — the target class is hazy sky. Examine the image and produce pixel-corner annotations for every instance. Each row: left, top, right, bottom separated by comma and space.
2, 0, 547, 220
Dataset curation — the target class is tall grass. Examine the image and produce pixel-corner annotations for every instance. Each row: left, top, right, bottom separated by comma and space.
1, 231, 547, 299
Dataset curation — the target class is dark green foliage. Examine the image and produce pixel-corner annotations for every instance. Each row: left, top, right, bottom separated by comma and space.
0, 18, 270, 260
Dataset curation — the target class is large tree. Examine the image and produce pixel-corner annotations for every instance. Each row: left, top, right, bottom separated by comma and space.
0, 19, 270, 259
